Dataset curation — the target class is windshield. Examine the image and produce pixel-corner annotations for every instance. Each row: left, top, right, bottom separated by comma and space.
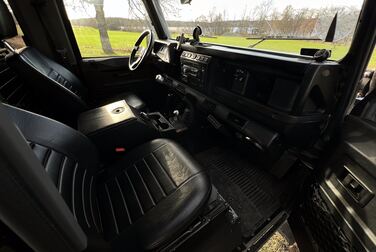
160, 0, 367, 63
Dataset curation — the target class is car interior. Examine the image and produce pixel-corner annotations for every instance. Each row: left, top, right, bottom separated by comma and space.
0, 0, 375, 251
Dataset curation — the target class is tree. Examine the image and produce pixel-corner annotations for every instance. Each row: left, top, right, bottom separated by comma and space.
127, 0, 179, 21
239, 6, 250, 35
278, 5, 294, 36
195, 15, 209, 34
66, 0, 179, 55
252, 0, 274, 35
87, 0, 113, 54
65, 0, 113, 54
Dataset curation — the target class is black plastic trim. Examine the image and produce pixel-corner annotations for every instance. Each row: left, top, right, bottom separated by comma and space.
142, 0, 169, 40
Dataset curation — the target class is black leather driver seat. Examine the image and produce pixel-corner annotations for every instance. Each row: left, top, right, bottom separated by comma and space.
2, 103, 211, 251
0, 0, 146, 124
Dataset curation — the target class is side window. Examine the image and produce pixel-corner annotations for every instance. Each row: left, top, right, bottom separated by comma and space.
367, 48, 375, 71
62, 0, 151, 58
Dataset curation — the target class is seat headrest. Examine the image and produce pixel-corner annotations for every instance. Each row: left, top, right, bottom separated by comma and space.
0, 0, 17, 40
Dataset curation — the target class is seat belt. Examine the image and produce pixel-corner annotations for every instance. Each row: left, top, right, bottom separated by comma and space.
30, 0, 71, 68
351, 70, 376, 120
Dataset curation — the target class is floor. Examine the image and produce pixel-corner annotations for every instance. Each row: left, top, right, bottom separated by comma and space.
195, 146, 296, 239
173, 116, 303, 242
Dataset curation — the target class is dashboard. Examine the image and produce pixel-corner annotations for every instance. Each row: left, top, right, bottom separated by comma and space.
152, 40, 177, 64
153, 39, 342, 151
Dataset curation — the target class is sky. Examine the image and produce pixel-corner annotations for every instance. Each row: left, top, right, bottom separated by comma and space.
65, 0, 364, 20
168, 0, 364, 21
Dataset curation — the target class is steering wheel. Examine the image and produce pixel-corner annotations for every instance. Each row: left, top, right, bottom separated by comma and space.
129, 29, 154, 71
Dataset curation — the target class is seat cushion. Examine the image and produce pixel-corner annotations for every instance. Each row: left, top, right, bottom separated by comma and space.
97, 139, 211, 251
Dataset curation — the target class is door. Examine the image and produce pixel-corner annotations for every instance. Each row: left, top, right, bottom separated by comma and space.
58, 0, 158, 103
300, 50, 376, 252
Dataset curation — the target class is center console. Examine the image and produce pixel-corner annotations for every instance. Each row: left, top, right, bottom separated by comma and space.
78, 100, 137, 135
77, 100, 174, 160
180, 51, 211, 91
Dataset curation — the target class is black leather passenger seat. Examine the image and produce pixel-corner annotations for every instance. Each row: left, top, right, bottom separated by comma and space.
0, 0, 147, 125
2, 103, 211, 251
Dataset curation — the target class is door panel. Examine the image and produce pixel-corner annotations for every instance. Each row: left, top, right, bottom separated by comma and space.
58, 0, 157, 103
318, 116, 376, 251
80, 57, 157, 103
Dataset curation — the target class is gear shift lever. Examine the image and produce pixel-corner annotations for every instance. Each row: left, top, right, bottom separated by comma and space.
139, 112, 150, 121
164, 93, 174, 113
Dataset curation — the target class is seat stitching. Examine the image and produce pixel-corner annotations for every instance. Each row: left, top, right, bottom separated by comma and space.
57, 156, 67, 193
104, 183, 119, 235
42, 147, 51, 167
134, 163, 156, 206
95, 196, 104, 233
150, 152, 177, 188
143, 158, 166, 197
71, 162, 79, 220
89, 175, 100, 232
81, 169, 91, 228
114, 177, 132, 225
26, 141, 82, 166
123, 170, 145, 215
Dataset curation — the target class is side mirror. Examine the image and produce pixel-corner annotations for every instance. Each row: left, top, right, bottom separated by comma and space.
180, 0, 192, 4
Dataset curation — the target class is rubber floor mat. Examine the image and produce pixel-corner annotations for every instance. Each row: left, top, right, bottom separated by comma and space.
196, 147, 291, 238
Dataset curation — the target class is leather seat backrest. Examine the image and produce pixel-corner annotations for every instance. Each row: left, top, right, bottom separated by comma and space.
6, 47, 89, 118
0, 102, 88, 252
0, 0, 88, 121
4, 103, 102, 233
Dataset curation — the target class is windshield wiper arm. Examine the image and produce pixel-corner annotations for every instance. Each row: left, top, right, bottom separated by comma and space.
249, 38, 266, 48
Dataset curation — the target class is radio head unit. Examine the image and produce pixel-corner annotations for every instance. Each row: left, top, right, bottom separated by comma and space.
180, 51, 211, 90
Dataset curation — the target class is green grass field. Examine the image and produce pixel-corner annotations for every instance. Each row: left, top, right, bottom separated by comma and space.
73, 26, 376, 69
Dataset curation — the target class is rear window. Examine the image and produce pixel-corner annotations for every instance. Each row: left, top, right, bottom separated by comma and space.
160, 0, 369, 64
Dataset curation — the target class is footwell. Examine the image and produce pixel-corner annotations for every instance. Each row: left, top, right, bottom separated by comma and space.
196, 147, 293, 238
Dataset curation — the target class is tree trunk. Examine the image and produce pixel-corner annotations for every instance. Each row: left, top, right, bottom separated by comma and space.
94, 0, 113, 54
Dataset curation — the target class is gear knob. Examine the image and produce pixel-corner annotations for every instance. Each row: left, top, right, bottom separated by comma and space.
139, 112, 150, 121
